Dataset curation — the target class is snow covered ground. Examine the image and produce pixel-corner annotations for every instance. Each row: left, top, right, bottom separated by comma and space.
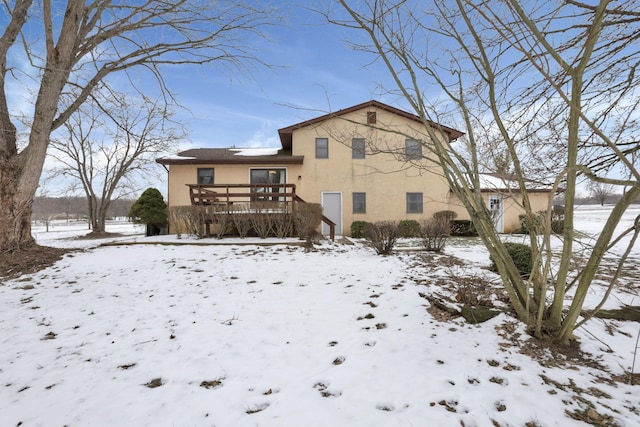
1, 205, 638, 426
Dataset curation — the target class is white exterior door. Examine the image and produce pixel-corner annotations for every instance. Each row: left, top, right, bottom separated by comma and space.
321, 192, 342, 235
488, 195, 504, 233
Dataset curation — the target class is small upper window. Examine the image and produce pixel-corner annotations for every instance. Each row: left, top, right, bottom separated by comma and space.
406, 192, 423, 213
316, 138, 329, 158
197, 168, 214, 185
367, 111, 376, 124
352, 138, 365, 159
405, 139, 422, 161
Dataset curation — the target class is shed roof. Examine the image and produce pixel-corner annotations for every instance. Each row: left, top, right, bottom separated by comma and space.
475, 173, 554, 193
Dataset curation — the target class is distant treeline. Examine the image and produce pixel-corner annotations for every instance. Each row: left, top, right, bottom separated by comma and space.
31, 193, 636, 223
32, 197, 135, 221
558, 193, 639, 206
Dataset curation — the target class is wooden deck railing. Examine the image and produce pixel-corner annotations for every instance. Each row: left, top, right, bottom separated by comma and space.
186, 184, 336, 240
293, 194, 336, 241
188, 183, 297, 209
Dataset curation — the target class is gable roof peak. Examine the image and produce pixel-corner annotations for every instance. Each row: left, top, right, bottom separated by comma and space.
277, 100, 464, 151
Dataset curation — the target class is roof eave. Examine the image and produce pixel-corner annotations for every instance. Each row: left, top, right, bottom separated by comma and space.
277, 100, 464, 145
156, 156, 304, 166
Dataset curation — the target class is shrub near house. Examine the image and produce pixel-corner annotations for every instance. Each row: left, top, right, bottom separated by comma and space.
129, 188, 168, 236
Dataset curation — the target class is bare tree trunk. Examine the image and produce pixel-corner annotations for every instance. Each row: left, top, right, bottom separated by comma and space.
0, 161, 35, 250
96, 200, 111, 234
87, 195, 98, 233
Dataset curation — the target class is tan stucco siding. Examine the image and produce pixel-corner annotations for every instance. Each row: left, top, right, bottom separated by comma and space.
162, 103, 552, 236
497, 191, 552, 233
448, 191, 553, 233
289, 107, 454, 232
165, 163, 304, 207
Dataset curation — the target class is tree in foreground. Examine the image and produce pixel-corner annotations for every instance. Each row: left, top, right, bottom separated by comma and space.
49, 89, 182, 234
129, 188, 167, 235
0, 0, 277, 251
329, 0, 640, 343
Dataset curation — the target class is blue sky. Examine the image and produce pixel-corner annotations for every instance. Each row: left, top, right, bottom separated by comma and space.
3, 1, 411, 196
162, 2, 404, 151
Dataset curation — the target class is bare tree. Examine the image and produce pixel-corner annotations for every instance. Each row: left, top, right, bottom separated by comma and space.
32, 191, 56, 232
329, 0, 640, 344
49, 90, 182, 234
0, 0, 277, 251
587, 181, 616, 206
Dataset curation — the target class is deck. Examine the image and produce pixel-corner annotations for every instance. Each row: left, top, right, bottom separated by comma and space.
186, 184, 335, 240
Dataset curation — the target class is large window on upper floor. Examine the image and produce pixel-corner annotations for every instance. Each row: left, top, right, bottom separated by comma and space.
405, 139, 422, 161
352, 138, 365, 159
353, 192, 366, 214
197, 168, 214, 184
316, 138, 329, 158
406, 192, 423, 213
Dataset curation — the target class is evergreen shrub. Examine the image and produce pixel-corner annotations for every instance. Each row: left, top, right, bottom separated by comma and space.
350, 221, 370, 238
450, 220, 477, 236
489, 242, 532, 276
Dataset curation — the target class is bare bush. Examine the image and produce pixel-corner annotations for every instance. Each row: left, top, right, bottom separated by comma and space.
211, 211, 232, 239
420, 218, 450, 252
363, 221, 400, 255
168, 207, 186, 239
433, 210, 458, 222
168, 206, 208, 238
293, 202, 323, 249
272, 209, 294, 238
249, 202, 275, 239
232, 204, 252, 238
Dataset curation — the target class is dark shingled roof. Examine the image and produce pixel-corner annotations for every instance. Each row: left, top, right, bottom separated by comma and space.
156, 148, 304, 165
157, 100, 464, 164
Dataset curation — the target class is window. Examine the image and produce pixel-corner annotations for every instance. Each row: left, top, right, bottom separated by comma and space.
250, 168, 286, 201
405, 139, 422, 161
197, 168, 214, 184
316, 138, 328, 158
353, 192, 366, 214
367, 111, 376, 124
352, 138, 365, 159
406, 192, 423, 213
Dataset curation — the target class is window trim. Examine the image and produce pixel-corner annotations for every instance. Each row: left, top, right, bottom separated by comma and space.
352, 192, 366, 214
197, 168, 214, 185
352, 138, 365, 159
406, 192, 423, 214
316, 137, 329, 159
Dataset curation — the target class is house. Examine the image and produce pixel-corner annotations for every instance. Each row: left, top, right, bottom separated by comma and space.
156, 100, 552, 236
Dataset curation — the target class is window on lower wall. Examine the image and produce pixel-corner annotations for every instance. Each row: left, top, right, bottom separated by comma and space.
316, 138, 329, 158
353, 192, 366, 214
250, 168, 286, 201
197, 168, 214, 184
406, 192, 423, 213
